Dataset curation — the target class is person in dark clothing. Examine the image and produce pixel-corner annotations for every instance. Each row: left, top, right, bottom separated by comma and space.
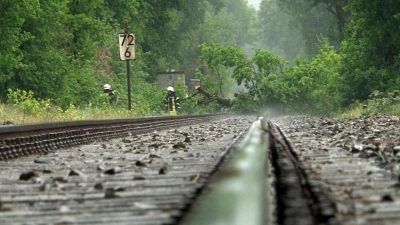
103, 84, 118, 105
163, 86, 180, 115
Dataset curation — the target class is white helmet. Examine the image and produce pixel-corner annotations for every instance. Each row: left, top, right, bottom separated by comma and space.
167, 86, 174, 92
103, 84, 112, 90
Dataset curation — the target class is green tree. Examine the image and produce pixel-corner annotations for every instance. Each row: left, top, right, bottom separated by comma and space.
200, 42, 343, 115
67, 0, 112, 62
0, 0, 260, 114
200, 43, 285, 109
257, 0, 306, 60
0, 0, 39, 99
341, 0, 400, 103
14, 0, 71, 100
201, 0, 256, 47
309, 0, 349, 37
261, 43, 342, 114
200, 43, 246, 97
267, 0, 347, 55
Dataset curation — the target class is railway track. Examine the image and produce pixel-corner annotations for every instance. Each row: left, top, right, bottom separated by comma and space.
0, 114, 254, 225
3, 114, 400, 225
0, 115, 220, 160
269, 120, 337, 225
270, 116, 400, 225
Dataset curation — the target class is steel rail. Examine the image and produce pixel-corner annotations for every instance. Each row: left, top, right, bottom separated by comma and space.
269, 121, 336, 225
0, 115, 251, 225
182, 117, 269, 225
0, 114, 223, 160
271, 116, 400, 225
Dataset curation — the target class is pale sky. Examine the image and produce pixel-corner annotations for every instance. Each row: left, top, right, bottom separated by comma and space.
247, 0, 261, 10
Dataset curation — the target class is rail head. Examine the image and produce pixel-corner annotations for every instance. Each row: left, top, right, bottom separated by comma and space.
183, 117, 270, 225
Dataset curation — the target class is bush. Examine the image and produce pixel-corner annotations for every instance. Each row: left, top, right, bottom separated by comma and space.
341, 90, 400, 118
130, 79, 165, 116
7, 89, 58, 115
259, 43, 343, 115
362, 90, 400, 116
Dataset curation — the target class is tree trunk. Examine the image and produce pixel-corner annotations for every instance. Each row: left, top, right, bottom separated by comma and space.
195, 87, 232, 107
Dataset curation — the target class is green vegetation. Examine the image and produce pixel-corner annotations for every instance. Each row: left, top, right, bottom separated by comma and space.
272, 0, 400, 117
341, 0, 400, 103
260, 43, 343, 115
0, 0, 399, 123
2, 89, 135, 124
342, 91, 400, 118
198, 41, 342, 115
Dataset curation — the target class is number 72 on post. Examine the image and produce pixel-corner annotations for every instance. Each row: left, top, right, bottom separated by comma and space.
119, 33, 136, 61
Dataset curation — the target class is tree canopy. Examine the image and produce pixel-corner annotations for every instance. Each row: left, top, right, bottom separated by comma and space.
0, 0, 399, 116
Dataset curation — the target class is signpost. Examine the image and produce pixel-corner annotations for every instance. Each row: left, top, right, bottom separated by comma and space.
119, 33, 135, 60
119, 33, 135, 110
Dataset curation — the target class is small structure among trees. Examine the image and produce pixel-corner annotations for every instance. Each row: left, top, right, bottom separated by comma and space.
157, 71, 186, 90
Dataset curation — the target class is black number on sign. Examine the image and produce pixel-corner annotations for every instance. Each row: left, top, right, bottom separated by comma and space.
120, 34, 126, 46
124, 47, 132, 58
121, 34, 135, 46
127, 34, 135, 46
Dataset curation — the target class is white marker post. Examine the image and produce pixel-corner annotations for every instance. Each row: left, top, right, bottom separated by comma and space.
119, 33, 136, 110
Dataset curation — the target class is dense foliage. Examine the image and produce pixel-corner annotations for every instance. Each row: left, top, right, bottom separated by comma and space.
261, 44, 343, 114
257, 0, 347, 59
341, 0, 400, 103
254, 0, 399, 115
199, 42, 341, 115
0, 0, 259, 114
0, 0, 399, 120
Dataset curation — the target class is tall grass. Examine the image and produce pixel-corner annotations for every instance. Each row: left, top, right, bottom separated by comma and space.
1, 89, 140, 125
0, 103, 140, 125
341, 90, 400, 118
